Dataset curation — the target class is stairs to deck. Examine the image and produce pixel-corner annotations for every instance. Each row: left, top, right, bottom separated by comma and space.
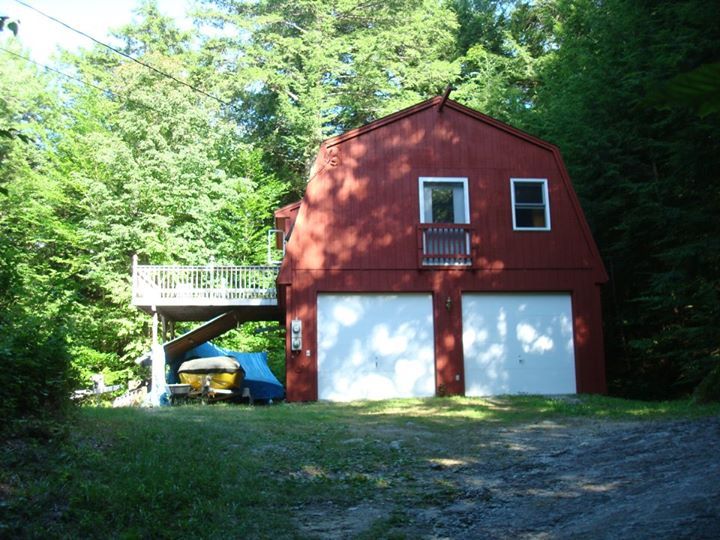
163, 307, 280, 360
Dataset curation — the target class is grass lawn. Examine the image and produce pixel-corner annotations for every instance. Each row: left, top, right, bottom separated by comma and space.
1, 395, 718, 539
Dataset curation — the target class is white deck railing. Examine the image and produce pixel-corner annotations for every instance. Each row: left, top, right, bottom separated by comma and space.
132, 260, 279, 306
417, 224, 473, 266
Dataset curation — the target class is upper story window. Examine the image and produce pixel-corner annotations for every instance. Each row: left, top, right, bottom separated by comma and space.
419, 177, 469, 224
511, 178, 551, 231
417, 177, 471, 266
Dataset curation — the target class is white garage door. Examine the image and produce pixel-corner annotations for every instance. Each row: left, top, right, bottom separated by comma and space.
462, 293, 576, 396
317, 293, 435, 401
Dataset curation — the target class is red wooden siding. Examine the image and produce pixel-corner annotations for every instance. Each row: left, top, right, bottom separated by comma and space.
289, 104, 603, 278
282, 269, 607, 401
278, 97, 607, 401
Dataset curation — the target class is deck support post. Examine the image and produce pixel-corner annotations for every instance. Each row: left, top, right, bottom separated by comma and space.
149, 307, 167, 406
151, 308, 158, 345
149, 343, 167, 407
161, 315, 168, 343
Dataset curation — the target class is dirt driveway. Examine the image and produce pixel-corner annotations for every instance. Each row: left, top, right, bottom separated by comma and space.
298, 415, 720, 539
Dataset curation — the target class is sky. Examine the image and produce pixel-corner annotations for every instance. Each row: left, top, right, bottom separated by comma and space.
1, 0, 192, 63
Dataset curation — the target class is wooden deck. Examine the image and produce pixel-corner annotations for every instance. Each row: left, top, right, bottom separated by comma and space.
132, 260, 281, 321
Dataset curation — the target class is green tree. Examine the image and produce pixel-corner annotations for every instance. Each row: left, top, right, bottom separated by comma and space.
528, 0, 720, 399
0, 43, 74, 426
449, 1, 556, 125
197, 0, 459, 190
452, 34, 537, 124
56, 3, 287, 372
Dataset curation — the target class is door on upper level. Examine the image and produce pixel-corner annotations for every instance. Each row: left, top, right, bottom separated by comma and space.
418, 177, 471, 266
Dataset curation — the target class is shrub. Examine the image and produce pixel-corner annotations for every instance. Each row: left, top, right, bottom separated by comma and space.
0, 307, 72, 432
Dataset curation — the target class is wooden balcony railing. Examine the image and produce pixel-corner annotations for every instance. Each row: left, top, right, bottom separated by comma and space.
132, 259, 279, 307
417, 224, 472, 267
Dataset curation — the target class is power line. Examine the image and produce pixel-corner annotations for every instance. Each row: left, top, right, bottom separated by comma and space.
0, 46, 167, 117
1, 46, 104, 93
12, 0, 231, 107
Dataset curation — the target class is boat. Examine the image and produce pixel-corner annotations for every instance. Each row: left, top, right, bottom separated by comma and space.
177, 356, 245, 393
172, 343, 285, 402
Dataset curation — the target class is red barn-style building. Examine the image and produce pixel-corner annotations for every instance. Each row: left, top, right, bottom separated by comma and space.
275, 96, 607, 402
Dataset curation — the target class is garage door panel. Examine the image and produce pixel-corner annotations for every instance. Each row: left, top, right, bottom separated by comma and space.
463, 293, 576, 396
318, 294, 435, 401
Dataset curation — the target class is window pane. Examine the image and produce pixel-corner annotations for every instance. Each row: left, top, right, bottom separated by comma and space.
514, 182, 544, 204
431, 187, 455, 223
515, 208, 546, 228
421, 180, 467, 224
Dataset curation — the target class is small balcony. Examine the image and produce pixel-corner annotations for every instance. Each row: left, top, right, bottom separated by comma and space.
132, 258, 280, 321
417, 224, 472, 267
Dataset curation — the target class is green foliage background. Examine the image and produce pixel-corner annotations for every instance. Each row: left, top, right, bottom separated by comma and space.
1, 0, 718, 423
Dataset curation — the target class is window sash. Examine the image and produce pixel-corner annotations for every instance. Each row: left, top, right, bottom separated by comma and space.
419, 177, 469, 225
511, 178, 550, 230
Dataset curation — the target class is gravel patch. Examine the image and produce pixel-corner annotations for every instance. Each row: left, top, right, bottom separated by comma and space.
297, 416, 720, 539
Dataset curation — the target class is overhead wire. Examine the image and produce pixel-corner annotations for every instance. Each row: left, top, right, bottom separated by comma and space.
12, 0, 232, 107
0, 45, 168, 117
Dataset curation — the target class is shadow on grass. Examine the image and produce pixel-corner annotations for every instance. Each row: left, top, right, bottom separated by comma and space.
97, 394, 720, 437
2, 396, 718, 539
287, 394, 720, 426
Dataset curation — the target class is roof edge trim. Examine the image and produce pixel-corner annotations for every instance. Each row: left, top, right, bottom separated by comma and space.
275, 199, 302, 216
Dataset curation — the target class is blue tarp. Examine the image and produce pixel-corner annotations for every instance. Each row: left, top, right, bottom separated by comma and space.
170, 342, 285, 401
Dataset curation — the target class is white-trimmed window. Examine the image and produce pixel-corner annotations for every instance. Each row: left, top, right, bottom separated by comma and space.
511, 178, 551, 231
419, 177, 469, 224
418, 177, 471, 266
